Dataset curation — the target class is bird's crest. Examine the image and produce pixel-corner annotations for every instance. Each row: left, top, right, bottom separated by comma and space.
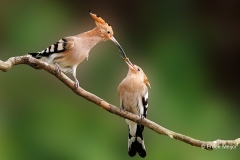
89, 10, 108, 26
89, 10, 128, 60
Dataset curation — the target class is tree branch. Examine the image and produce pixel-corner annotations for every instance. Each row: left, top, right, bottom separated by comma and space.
1, 55, 239, 150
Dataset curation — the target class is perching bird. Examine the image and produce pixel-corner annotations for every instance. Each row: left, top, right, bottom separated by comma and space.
118, 59, 150, 158
29, 11, 126, 88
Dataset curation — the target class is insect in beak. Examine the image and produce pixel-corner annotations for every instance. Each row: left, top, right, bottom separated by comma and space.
125, 58, 135, 70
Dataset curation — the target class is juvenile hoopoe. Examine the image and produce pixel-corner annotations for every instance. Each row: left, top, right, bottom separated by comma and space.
118, 59, 150, 158
29, 11, 126, 88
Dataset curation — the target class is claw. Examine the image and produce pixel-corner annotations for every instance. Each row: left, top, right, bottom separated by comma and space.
119, 107, 125, 119
75, 79, 79, 89
139, 115, 145, 120
120, 107, 125, 112
54, 63, 61, 74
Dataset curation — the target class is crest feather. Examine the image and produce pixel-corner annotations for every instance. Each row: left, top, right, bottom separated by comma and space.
89, 11, 106, 24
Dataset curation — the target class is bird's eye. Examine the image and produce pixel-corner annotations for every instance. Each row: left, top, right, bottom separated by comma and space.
107, 31, 110, 34
138, 68, 141, 71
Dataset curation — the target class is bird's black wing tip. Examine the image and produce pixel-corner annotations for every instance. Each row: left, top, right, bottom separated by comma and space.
28, 52, 42, 59
28, 52, 37, 56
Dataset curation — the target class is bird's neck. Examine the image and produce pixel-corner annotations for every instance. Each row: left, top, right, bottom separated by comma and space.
77, 27, 103, 49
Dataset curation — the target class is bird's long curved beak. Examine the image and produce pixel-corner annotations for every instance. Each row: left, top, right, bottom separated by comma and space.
110, 36, 127, 59
110, 36, 134, 70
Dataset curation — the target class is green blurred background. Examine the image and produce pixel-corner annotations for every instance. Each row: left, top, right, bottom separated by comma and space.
0, 0, 239, 159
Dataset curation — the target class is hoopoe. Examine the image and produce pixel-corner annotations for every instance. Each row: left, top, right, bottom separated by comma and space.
118, 59, 150, 158
29, 11, 126, 88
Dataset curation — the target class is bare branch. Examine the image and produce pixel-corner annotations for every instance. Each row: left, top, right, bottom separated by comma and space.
0, 55, 239, 150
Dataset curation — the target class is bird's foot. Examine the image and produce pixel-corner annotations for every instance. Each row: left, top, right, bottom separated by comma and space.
74, 80, 79, 89
119, 108, 126, 119
139, 115, 145, 120
54, 63, 61, 74
120, 107, 125, 111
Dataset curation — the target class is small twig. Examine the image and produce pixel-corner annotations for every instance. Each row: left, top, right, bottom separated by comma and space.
0, 55, 239, 150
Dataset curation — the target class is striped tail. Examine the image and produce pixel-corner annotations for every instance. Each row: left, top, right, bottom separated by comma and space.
128, 124, 146, 158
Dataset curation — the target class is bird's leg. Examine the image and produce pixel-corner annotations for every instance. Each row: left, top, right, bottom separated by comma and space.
72, 68, 79, 89
73, 76, 79, 89
54, 63, 61, 74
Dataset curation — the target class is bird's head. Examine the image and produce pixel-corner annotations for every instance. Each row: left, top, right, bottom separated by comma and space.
90, 11, 113, 40
89, 11, 127, 58
125, 60, 151, 88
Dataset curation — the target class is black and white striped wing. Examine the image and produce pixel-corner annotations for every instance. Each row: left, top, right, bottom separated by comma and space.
142, 92, 148, 118
127, 91, 148, 157
29, 37, 75, 59
140, 92, 148, 131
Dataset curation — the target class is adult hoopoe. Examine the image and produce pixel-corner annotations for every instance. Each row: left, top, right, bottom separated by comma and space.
29, 11, 126, 88
118, 59, 150, 158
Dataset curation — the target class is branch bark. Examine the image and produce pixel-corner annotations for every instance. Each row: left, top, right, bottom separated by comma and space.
1, 55, 239, 150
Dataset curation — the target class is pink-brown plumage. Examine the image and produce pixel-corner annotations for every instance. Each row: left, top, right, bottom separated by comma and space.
118, 60, 150, 158
29, 11, 125, 88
